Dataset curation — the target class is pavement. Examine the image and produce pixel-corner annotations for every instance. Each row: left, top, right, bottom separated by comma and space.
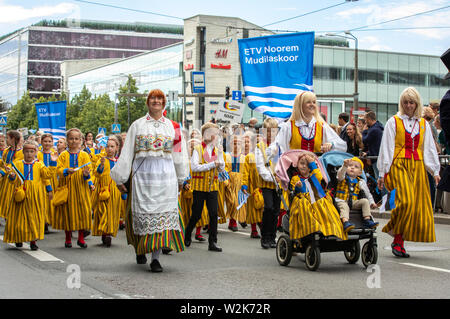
372, 210, 450, 225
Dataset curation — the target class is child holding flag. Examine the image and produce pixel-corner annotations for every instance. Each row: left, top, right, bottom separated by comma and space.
52, 128, 95, 249
1, 140, 57, 250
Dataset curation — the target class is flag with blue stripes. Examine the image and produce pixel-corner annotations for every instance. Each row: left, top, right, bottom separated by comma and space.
379, 189, 397, 213
35, 101, 67, 143
238, 32, 314, 119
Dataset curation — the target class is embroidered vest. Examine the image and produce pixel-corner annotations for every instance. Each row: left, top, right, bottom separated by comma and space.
289, 120, 323, 152
393, 115, 425, 160
336, 177, 361, 202
191, 144, 219, 192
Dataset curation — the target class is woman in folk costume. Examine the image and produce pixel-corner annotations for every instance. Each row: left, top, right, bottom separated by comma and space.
53, 128, 95, 249
111, 89, 189, 273
37, 133, 58, 233
267, 91, 347, 157
224, 133, 247, 231
279, 151, 347, 241
92, 136, 125, 247
241, 131, 263, 239
179, 137, 209, 242
377, 87, 440, 258
0, 130, 24, 221
1, 140, 57, 250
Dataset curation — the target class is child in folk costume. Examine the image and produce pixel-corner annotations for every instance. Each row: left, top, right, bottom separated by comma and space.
377, 87, 440, 258
335, 157, 379, 232
92, 136, 125, 247
1, 141, 57, 250
184, 122, 225, 252
53, 128, 95, 249
0, 133, 6, 162
56, 137, 67, 155
0, 130, 24, 221
254, 118, 282, 249
37, 133, 58, 233
288, 152, 347, 241
241, 131, 263, 239
179, 138, 209, 242
224, 134, 247, 232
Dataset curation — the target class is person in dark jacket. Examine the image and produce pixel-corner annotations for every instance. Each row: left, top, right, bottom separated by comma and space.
362, 111, 384, 179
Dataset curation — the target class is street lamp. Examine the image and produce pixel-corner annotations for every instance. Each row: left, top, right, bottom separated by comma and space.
325, 31, 359, 110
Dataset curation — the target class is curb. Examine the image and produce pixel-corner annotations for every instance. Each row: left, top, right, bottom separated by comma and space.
371, 210, 450, 226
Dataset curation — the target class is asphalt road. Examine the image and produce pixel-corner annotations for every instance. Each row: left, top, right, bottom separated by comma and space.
0, 218, 449, 300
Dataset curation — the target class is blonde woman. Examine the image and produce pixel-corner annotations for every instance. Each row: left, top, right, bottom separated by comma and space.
268, 91, 346, 157
377, 87, 440, 258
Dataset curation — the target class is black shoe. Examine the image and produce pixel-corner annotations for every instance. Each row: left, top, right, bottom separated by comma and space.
30, 242, 39, 251
184, 237, 192, 247
208, 242, 222, 252
195, 235, 206, 242
44, 224, 50, 235
239, 222, 247, 228
119, 223, 126, 230
104, 236, 111, 247
162, 248, 172, 255
150, 259, 163, 273
65, 242, 72, 248
15, 243, 23, 248
269, 240, 277, 248
136, 254, 147, 264
261, 240, 270, 249
83, 230, 91, 238
77, 241, 88, 249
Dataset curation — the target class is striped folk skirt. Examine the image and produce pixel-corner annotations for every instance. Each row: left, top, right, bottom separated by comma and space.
382, 158, 435, 242
179, 189, 209, 228
125, 197, 186, 255
289, 194, 347, 241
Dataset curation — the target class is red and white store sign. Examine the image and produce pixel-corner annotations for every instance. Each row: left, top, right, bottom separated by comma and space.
184, 63, 194, 70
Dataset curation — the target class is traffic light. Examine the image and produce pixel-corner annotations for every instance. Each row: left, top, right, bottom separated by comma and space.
225, 86, 230, 100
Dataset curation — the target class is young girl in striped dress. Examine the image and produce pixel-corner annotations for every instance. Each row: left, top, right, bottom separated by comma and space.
289, 153, 347, 241
53, 128, 95, 249
1, 140, 57, 250
92, 136, 124, 247
37, 133, 58, 233
0, 130, 24, 221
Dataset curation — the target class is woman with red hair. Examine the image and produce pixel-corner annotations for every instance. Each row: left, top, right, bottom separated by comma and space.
111, 89, 189, 272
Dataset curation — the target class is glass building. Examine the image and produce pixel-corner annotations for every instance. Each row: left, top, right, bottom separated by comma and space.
0, 19, 183, 105
68, 43, 184, 122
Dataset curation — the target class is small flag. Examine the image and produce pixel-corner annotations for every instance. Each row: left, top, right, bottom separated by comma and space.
379, 189, 396, 213
237, 190, 249, 210
11, 162, 25, 184
97, 136, 108, 148
218, 170, 230, 182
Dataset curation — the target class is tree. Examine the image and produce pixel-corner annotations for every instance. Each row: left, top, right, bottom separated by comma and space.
117, 75, 147, 132
67, 85, 92, 130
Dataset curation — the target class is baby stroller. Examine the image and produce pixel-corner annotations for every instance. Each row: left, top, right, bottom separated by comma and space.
274, 150, 378, 271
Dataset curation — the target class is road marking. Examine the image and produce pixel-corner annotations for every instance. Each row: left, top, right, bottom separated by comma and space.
0, 235, 64, 263
400, 262, 450, 274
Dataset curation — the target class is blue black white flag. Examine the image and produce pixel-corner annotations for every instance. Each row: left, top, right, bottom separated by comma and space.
238, 32, 314, 119
35, 101, 67, 143
379, 189, 397, 213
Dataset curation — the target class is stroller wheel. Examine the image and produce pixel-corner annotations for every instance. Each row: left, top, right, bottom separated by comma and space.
305, 243, 321, 271
276, 234, 293, 266
344, 240, 361, 264
361, 242, 378, 268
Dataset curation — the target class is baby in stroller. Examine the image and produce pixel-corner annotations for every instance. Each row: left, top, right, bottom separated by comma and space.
285, 151, 347, 242
335, 157, 379, 232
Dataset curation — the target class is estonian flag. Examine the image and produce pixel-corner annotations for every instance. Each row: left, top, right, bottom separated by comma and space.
379, 189, 396, 213
11, 161, 25, 184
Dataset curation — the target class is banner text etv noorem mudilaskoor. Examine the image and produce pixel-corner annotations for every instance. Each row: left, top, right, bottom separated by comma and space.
238, 32, 314, 119
243, 45, 300, 64
35, 100, 67, 142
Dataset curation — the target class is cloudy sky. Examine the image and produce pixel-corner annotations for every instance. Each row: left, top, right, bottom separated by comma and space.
0, 0, 449, 56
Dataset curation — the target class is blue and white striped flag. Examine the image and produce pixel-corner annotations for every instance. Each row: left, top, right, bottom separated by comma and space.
238, 32, 314, 119
379, 189, 397, 213
237, 190, 249, 210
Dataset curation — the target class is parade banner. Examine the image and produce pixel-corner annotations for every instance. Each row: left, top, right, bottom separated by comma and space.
238, 32, 314, 119
35, 101, 67, 142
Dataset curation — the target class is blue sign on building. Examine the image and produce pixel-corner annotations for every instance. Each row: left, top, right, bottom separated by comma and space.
232, 90, 242, 101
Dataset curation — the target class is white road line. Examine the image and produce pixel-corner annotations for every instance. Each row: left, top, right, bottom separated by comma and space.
0, 235, 64, 263
400, 262, 450, 274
